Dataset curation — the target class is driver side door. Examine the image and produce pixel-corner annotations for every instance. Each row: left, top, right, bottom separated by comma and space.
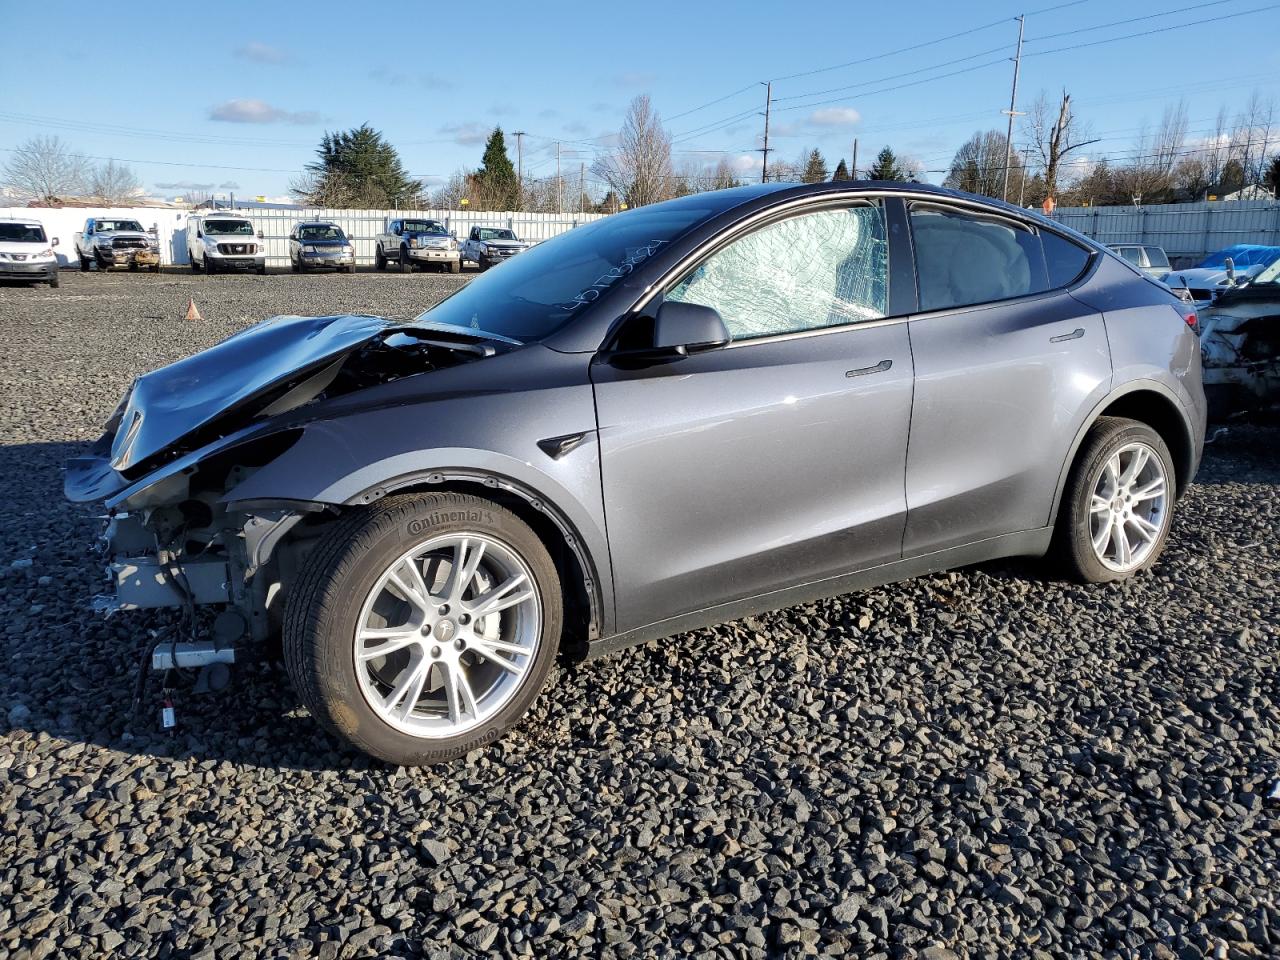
591, 201, 916, 632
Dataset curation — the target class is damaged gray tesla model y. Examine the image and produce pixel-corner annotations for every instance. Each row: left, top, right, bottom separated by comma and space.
67, 182, 1207, 765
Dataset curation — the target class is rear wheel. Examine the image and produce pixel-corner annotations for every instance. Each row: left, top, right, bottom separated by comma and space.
1055, 417, 1175, 583
283, 493, 562, 765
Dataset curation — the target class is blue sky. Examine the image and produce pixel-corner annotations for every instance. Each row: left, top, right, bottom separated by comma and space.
4, 0, 1279, 200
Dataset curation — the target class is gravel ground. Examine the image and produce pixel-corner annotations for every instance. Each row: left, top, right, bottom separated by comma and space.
1, 270, 1277, 960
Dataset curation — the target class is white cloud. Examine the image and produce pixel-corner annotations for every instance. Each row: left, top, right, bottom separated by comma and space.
209, 99, 320, 125
730, 153, 759, 173
807, 107, 861, 127
235, 42, 290, 65
155, 180, 216, 190
439, 122, 491, 146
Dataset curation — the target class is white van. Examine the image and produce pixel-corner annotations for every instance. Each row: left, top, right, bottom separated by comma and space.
187, 214, 267, 274
0, 219, 59, 287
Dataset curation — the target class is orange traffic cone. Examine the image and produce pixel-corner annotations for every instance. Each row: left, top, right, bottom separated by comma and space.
184, 297, 202, 321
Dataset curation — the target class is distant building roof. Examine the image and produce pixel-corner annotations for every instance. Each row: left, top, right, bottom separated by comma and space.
197, 198, 305, 211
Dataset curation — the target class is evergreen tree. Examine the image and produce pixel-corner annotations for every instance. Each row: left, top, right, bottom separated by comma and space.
298, 124, 419, 208
1266, 155, 1280, 195
476, 127, 519, 210
801, 148, 829, 183
868, 146, 906, 181
832, 159, 850, 181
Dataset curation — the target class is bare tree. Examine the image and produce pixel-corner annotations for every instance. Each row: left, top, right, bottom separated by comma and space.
1023, 90, 1096, 200
1, 136, 90, 201
711, 156, 742, 190
943, 130, 1025, 198
1230, 91, 1277, 186
89, 159, 141, 205
592, 95, 673, 207
1116, 101, 1187, 203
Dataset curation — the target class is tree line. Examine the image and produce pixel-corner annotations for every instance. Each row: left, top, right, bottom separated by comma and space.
6, 89, 1277, 212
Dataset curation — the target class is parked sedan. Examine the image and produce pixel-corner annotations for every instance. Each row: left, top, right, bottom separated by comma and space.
1110, 243, 1170, 279
66, 182, 1205, 766
290, 222, 355, 273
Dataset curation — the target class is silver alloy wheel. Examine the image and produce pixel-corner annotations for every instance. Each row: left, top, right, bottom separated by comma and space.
1088, 440, 1169, 573
353, 534, 541, 738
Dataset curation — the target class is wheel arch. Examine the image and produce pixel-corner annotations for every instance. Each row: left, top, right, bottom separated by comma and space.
257, 467, 608, 657
1051, 381, 1197, 522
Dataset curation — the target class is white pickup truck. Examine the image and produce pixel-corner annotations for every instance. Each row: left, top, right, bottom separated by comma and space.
74, 217, 160, 272
459, 226, 532, 271
374, 217, 460, 273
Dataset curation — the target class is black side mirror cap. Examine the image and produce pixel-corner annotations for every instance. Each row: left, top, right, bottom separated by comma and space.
652, 300, 730, 352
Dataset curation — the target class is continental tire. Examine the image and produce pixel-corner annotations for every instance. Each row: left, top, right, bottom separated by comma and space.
283, 493, 562, 765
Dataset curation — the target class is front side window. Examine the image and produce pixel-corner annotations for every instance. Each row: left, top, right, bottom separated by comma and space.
909, 203, 1046, 312
664, 204, 889, 341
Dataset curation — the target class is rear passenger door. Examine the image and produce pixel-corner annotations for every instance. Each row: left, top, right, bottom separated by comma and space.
902, 202, 1112, 556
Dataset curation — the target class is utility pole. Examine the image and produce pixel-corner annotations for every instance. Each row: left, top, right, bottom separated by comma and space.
758, 81, 772, 183
851, 138, 858, 179
513, 130, 526, 211
556, 142, 562, 215
1001, 14, 1025, 202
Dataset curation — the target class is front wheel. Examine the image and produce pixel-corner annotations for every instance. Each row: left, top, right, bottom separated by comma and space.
375, 246, 386, 271
79, 253, 91, 272
1055, 417, 1176, 583
398, 247, 411, 273
283, 493, 562, 765
448, 259, 461, 274
48, 271, 60, 288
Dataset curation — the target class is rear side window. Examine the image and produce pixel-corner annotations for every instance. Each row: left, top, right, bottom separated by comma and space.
1042, 230, 1093, 287
1143, 246, 1170, 269
909, 203, 1046, 312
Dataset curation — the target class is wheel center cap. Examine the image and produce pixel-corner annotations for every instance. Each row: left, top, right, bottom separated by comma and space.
435, 619, 457, 642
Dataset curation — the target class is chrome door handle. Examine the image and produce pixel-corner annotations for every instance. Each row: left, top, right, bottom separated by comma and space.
846, 359, 893, 378
1050, 327, 1085, 343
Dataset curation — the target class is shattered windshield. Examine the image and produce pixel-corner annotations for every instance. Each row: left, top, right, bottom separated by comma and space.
1251, 257, 1280, 284
1195, 245, 1280, 269
414, 199, 719, 342
204, 220, 254, 236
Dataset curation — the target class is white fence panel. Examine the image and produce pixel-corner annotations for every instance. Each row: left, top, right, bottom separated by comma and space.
1053, 199, 1280, 265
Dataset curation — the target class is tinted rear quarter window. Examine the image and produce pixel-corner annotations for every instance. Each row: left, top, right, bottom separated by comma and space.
1041, 230, 1093, 287
909, 203, 1047, 312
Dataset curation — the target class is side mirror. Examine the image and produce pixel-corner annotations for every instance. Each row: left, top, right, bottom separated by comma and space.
1224, 256, 1236, 283
197, 230, 203, 238
608, 301, 730, 367
653, 300, 731, 352
258, 230, 264, 239
51, 238, 59, 247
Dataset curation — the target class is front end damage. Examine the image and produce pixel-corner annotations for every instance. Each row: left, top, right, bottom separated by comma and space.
66, 313, 509, 679
1199, 288, 1280, 417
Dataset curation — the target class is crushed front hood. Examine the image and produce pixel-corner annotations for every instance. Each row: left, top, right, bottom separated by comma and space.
109, 313, 395, 473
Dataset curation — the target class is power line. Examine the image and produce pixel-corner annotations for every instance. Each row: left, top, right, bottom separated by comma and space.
1025, 0, 1240, 43
1024, 2, 1280, 56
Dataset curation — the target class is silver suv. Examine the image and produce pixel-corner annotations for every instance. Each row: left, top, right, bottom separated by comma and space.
67, 182, 1206, 765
